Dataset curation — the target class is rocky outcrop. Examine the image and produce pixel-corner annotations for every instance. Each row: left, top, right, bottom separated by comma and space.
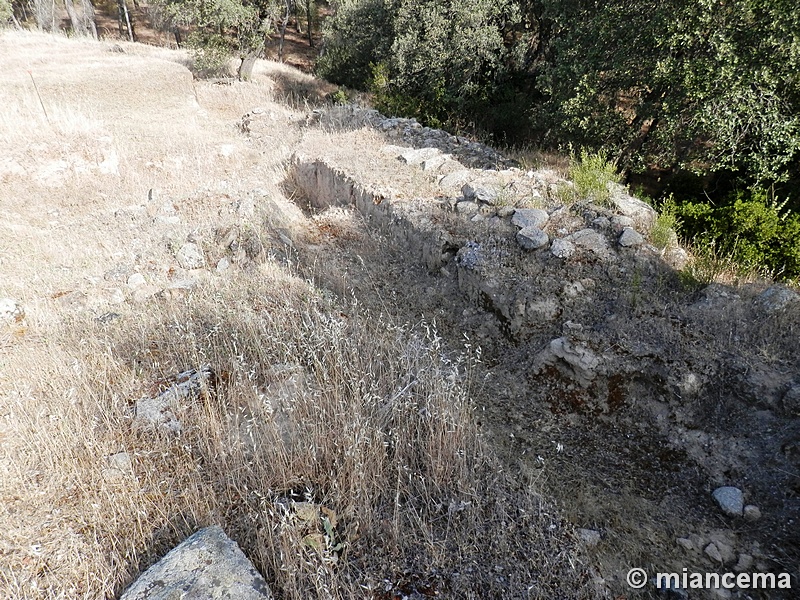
120, 526, 272, 600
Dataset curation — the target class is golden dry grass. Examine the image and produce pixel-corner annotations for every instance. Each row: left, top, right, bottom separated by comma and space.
0, 31, 589, 599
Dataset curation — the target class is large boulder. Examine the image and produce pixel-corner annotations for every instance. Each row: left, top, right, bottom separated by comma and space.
608, 184, 657, 232
120, 526, 272, 600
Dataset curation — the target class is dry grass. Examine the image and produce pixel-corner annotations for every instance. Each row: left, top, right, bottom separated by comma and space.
0, 31, 590, 600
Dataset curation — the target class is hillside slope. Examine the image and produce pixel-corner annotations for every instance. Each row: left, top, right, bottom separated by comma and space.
1, 31, 798, 600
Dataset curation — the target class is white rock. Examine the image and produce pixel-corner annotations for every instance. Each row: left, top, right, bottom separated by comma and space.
609, 185, 658, 231
127, 273, 147, 288
755, 286, 799, 313
0, 298, 24, 324
176, 243, 205, 270
551, 238, 575, 259
676, 537, 695, 552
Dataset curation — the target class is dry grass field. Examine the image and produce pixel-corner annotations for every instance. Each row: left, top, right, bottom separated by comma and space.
0, 31, 591, 599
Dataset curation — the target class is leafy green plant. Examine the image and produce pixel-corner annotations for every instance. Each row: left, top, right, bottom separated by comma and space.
187, 32, 232, 78
568, 148, 620, 207
674, 188, 800, 281
650, 195, 682, 250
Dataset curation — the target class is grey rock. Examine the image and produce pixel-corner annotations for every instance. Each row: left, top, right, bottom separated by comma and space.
712, 486, 744, 517
176, 243, 205, 270
462, 183, 497, 205
0, 298, 24, 324
455, 201, 480, 217
734, 553, 754, 572
551, 238, 575, 259
743, 504, 762, 521
783, 385, 800, 416
568, 228, 609, 255
591, 216, 611, 231
704, 542, 724, 563
578, 528, 601, 549
618, 227, 644, 247
755, 286, 799, 313
663, 246, 689, 270
511, 208, 549, 229
497, 205, 516, 218
610, 215, 634, 234
540, 337, 600, 387
120, 526, 272, 600
676, 537, 695, 552
609, 185, 658, 231
516, 227, 549, 250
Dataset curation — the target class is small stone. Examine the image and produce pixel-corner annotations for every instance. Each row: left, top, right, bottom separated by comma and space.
516, 227, 549, 250
618, 227, 644, 247
712, 486, 744, 517
497, 205, 515, 218
439, 169, 471, 188
755, 286, 799, 313
0, 298, 24, 323
743, 505, 761, 521
568, 228, 610, 255
578, 528, 601, 548
734, 553, 754, 572
176, 242, 205, 270
550, 238, 575, 259
217, 257, 231, 272
127, 273, 146, 288
511, 208, 549, 229
705, 542, 723, 563
676, 537, 695, 552
610, 215, 634, 233
456, 201, 480, 217
102, 451, 135, 482
592, 216, 611, 231
462, 183, 497, 205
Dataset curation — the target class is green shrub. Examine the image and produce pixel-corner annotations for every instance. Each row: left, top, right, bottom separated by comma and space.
187, 32, 232, 79
674, 189, 800, 281
568, 148, 620, 207
650, 196, 682, 250
0, 0, 12, 25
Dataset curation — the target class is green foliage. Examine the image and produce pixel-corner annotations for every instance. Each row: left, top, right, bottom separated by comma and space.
154, 0, 279, 74
674, 190, 800, 280
316, 0, 394, 90
568, 149, 620, 207
187, 32, 233, 78
0, 0, 12, 25
650, 196, 682, 250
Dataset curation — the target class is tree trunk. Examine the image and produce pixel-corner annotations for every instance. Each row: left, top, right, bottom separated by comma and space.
64, 0, 86, 35
82, 0, 98, 39
173, 26, 183, 47
116, 0, 135, 42
305, 0, 313, 47
238, 52, 258, 81
278, 0, 289, 62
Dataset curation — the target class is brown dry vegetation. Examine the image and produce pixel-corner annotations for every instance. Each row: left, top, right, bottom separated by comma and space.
0, 31, 591, 599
